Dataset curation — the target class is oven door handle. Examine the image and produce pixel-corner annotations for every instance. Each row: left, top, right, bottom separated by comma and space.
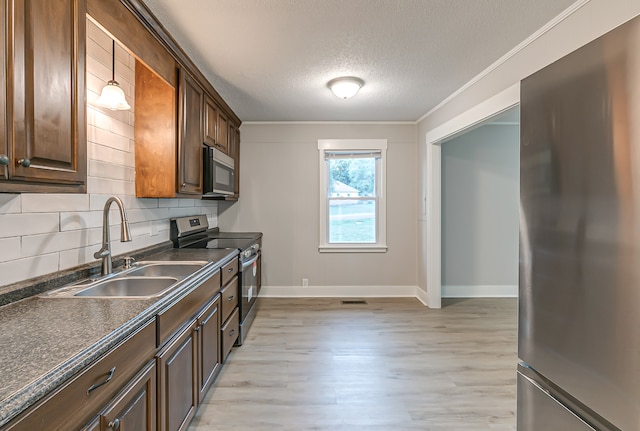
241, 254, 259, 270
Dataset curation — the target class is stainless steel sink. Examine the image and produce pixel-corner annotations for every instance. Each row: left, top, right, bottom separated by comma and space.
42, 260, 209, 299
126, 262, 206, 279
73, 276, 178, 298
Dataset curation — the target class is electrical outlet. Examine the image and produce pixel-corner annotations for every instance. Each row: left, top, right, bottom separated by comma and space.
302, 278, 309, 287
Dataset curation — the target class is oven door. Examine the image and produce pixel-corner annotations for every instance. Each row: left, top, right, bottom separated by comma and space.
240, 253, 259, 320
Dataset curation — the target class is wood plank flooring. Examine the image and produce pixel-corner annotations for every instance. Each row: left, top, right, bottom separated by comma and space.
189, 297, 518, 431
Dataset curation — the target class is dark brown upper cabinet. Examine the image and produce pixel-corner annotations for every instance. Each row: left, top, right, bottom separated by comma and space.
178, 70, 204, 195
215, 108, 229, 155
1, 0, 87, 193
203, 95, 218, 149
229, 123, 240, 198
204, 94, 231, 156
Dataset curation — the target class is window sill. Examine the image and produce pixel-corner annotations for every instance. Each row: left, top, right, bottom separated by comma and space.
318, 245, 388, 253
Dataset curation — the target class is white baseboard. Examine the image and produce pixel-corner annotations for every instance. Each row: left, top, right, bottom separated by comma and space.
260, 285, 419, 298
414, 286, 429, 306
442, 285, 518, 298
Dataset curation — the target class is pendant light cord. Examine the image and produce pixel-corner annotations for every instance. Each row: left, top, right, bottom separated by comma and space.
111, 40, 115, 81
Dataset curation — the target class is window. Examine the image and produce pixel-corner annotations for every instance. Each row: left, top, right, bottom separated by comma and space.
318, 139, 387, 252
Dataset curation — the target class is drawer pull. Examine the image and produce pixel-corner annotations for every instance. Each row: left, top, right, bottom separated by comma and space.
229, 329, 236, 337
227, 295, 235, 301
227, 267, 234, 273
87, 367, 116, 394
108, 418, 121, 430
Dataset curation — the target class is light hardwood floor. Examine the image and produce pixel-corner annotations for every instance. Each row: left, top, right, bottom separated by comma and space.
189, 297, 518, 431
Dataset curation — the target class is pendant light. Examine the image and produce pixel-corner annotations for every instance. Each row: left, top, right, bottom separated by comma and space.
328, 77, 364, 99
96, 40, 131, 111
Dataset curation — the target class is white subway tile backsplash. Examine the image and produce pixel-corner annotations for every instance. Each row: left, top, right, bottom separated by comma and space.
87, 19, 112, 49
21, 228, 102, 257
0, 213, 59, 239
0, 237, 21, 261
168, 207, 209, 219
59, 245, 100, 269
0, 253, 60, 286
126, 208, 171, 224
158, 199, 181, 208
21, 194, 90, 213
87, 177, 136, 196
109, 118, 134, 140
86, 55, 111, 85
90, 195, 159, 211
0, 195, 21, 214
89, 159, 135, 182
60, 210, 104, 231
87, 106, 113, 132
88, 144, 135, 168
88, 125, 132, 152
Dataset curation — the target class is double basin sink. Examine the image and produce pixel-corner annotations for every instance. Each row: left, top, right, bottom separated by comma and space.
44, 261, 208, 299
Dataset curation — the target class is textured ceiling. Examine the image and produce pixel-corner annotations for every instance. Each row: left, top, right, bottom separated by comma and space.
141, 0, 576, 122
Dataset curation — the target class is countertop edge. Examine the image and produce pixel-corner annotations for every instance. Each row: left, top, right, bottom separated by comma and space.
0, 248, 239, 427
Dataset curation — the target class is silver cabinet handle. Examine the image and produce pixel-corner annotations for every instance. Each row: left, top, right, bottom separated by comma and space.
229, 329, 235, 337
0, 154, 8, 166
227, 267, 234, 273
87, 367, 116, 394
227, 295, 235, 301
108, 418, 121, 430
17, 158, 31, 167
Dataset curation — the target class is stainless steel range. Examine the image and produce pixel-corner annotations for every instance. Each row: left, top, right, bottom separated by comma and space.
170, 215, 262, 346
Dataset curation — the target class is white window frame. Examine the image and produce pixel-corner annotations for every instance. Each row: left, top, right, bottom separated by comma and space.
318, 139, 388, 253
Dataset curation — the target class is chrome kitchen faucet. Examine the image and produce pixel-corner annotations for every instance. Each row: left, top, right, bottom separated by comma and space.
93, 196, 132, 276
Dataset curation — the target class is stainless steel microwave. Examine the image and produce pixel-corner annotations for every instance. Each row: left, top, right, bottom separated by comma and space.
203, 146, 235, 197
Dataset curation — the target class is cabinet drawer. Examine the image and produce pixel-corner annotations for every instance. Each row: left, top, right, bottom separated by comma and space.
220, 277, 238, 322
157, 270, 220, 347
7, 320, 156, 431
221, 258, 238, 286
221, 307, 239, 362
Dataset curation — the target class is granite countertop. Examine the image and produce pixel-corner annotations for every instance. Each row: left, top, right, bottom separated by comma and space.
0, 247, 238, 427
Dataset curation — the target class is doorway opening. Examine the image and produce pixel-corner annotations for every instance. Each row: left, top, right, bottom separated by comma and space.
440, 108, 519, 298
421, 83, 519, 308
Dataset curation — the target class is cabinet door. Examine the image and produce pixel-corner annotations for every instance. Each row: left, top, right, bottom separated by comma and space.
231, 125, 240, 196
203, 95, 217, 148
177, 70, 203, 195
216, 109, 229, 154
98, 360, 157, 431
157, 320, 198, 431
197, 296, 220, 401
8, 0, 86, 187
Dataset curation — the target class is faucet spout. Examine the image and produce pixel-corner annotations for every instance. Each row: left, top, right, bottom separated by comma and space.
94, 196, 132, 276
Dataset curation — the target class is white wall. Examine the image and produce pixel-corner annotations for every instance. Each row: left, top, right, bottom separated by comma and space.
219, 122, 418, 297
441, 124, 519, 297
0, 20, 216, 290
417, 0, 640, 303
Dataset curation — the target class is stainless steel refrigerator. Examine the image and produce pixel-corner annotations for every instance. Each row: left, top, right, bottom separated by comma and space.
518, 14, 640, 431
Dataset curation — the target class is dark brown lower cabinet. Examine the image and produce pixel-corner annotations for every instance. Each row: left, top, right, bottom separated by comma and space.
83, 360, 157, 431
157, 320, 198, 431
197, 296, 221, 401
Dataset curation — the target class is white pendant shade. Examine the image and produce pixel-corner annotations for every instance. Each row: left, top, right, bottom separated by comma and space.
328, 77, 364, 99
96, 80, 131, 111
96, 40, 131, 111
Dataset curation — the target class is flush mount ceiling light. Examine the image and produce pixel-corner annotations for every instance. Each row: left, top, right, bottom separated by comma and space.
328, 77, 364, 99
96, 40, 131, 111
